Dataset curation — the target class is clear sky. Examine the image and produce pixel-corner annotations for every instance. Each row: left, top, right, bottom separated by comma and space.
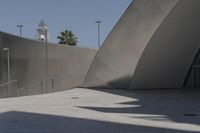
0, 0, 132, 48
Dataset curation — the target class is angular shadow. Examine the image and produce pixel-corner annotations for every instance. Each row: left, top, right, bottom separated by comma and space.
0, 111, 198, 133
79, 86, 200, 126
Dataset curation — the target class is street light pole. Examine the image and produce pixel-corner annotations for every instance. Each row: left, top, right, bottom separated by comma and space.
17, 24, 23, 37
45, 29, 48, 93
95, 21, 101, 48
2, 48, 10, 97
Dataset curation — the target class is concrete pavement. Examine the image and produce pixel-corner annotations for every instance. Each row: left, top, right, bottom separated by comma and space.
0, 88, 200, 133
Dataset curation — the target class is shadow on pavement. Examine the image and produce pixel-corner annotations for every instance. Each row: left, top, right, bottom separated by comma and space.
78, 88, 200, 126
0, 111, 198, 133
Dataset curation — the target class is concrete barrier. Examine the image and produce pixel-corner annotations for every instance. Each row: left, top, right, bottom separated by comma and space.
0, 31, 97, 97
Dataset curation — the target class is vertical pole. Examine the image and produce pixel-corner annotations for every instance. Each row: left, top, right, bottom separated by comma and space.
193, 60, 196, 88
20, 27, 22, 37
41, 81, 43, 94
98, 22, 100, 48
2, 48, 10, 97
7, 48, 10, 97
45, 29, 48, 93
17, 25, 23, 37
17, 81, 20, 97
51, 77, 55, 92
95, 21, 101, 48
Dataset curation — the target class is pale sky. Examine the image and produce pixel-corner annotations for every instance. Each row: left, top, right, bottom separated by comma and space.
0, 0, 132, 48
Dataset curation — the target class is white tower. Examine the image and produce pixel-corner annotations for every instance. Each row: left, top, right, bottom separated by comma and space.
36, 20, 48, 42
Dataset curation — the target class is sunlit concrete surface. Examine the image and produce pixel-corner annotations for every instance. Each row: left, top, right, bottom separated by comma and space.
0, 88, 200, 133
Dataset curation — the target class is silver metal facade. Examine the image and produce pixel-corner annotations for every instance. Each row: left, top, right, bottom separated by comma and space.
1, 0, 200, 94
83, 0, 179, 89
83, 0, 200, 89
130, 0, 200, 89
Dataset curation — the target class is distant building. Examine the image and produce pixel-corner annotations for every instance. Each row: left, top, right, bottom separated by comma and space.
36, 20, 49, 42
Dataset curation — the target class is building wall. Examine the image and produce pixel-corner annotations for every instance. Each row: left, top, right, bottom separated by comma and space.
0, 32, 97, 97
83, 0, 180, 89
130, 0, 200, 89
1, 0, 200, 94
83, 0, 200, 89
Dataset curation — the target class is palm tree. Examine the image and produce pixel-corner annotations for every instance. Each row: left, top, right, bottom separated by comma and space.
57, 29, 78, 46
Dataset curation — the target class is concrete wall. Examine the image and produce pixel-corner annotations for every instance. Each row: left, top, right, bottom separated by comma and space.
0, 32, 97, 97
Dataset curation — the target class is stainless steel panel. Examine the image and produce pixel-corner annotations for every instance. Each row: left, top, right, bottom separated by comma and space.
130, 0, 200, 89
83, 0, 179, 89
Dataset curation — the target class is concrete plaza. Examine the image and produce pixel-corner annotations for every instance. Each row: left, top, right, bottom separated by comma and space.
0, 88, 200, 133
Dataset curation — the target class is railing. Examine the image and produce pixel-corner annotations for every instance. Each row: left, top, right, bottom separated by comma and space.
0, 80, 18, 87
18, 77, 56, 96
0, 80, 18, 98
17, 81, 45, 96
0, 77, 56, 98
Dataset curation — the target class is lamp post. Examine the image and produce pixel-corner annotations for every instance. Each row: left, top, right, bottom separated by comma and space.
95, 20, 101, 48
45, 29, 48, 93
2, 48, 10, 97
17, 24, 23, 37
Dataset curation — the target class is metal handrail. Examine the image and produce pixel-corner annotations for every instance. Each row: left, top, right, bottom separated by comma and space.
18, 80, 46, 95
0, 80, 18, 87
0, 77, 56, 97
17, 78, 55, 96
18, 81, 40, 91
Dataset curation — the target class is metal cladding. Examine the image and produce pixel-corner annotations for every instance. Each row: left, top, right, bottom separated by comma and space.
1, 0, 200, 95
0, 32, 97, 97
83, 0, 200, 89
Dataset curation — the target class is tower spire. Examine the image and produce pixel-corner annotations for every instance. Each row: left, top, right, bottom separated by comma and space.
36, 20, 49, 42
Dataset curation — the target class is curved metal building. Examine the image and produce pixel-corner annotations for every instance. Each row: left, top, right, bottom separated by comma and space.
1, 0, 200, 97
83, 0, 200, 89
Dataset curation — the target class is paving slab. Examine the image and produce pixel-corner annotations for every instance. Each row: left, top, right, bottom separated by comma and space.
0, 88, 200, 133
